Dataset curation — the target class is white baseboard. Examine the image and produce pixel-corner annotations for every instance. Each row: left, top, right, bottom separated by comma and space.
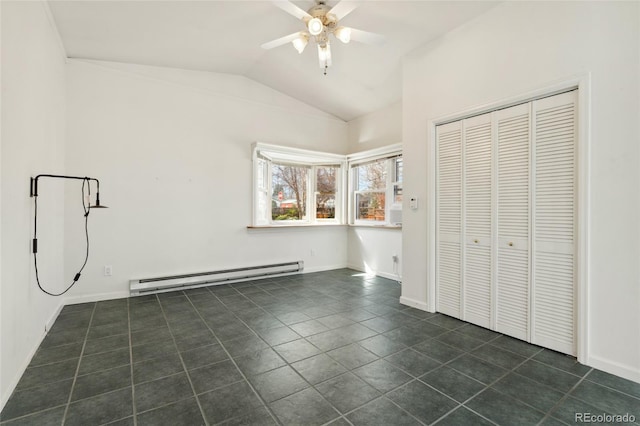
1, 301, 64, 411
375, 270, 402, 282
346, 263, 402, 282
399, 296, 433, 312
586, 354, 640, 384
346, 263, 366, 274
45, 302, 64, 332
63, 290, 130, 306
304, 263, 349, 274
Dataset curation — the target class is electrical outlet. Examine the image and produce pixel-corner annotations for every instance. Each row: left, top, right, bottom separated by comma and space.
392, 254, 399, 263
310, 249, 316, 257
104, 265, 113, 276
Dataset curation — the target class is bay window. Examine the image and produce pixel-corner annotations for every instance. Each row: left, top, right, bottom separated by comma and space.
252, 142, 402, 227
252, 143, 345, 226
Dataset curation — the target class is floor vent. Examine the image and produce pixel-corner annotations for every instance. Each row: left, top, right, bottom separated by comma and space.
129, 261, 304, 296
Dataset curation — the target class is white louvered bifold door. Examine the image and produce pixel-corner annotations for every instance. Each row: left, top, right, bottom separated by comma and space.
531, 91, 578, 355
436, 121, 463, 317
435, 91, 578, 356
462, 114, 493, 328
495, 103, 531, 340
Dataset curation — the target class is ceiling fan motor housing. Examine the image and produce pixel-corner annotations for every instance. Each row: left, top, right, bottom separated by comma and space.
308, 3, 336, 28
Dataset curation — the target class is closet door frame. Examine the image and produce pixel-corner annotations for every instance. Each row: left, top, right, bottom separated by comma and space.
428, 74, 591, 364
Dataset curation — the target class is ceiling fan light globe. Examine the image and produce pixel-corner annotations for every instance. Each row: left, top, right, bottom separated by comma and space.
335, 27, 351, 44
317, 43, 332, 67
308, 18, 324, 36
292, 36, 308, 54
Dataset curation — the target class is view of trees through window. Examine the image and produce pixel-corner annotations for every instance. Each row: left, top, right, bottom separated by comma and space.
254, 144, 401, 225
394, 157, 403, 204
316, 166, 337, 219
355, 160, 388, 221
353, 157, 402, 222
272, 164, 308, 220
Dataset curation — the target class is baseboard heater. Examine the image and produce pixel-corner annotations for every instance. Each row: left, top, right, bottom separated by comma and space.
129, 261, 304, 296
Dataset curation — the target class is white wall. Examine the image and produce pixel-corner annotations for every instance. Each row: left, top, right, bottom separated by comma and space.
0, 1, 67, 409
347, 227, 402, 281
401, 1, 640, 381
347, 101, 402, 153
346, 102, 403, 280
63, 60, 349, 302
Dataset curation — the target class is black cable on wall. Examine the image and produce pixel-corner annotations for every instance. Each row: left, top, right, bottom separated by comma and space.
30, 174, 107, 296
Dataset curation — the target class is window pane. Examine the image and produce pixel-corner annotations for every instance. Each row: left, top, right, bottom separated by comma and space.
272, 163, 308, 221
255, 159, 269, 224
257, 190, 268, 224
394, 157, 403, 183
356, 161, 387, 191
356, 192, 385, 221
394, 184, 403, 204
316, 166, 337, 219
257, 159, 267, 189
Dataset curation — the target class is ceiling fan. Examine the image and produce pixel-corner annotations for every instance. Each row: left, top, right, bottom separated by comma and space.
261, 1, 386, 75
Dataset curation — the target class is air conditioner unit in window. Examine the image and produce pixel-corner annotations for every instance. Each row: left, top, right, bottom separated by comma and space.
389, 205, 402, 225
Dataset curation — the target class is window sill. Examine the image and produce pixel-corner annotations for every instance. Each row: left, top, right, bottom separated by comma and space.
247, 223, 347, 229
349, 224, 402, 229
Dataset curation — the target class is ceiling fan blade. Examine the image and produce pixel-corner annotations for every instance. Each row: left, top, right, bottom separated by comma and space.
261, 32, 304, 50
328, 1, 358, 21
272, 1, 312, 21
348, 28, 387, 46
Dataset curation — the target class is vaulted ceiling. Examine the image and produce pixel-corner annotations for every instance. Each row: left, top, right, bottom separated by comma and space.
48, 1, 498, 121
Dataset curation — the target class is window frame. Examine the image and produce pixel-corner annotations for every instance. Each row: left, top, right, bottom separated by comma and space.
252, 142, 401, 228
252, 143, 346, 226
349, 154, 403, 226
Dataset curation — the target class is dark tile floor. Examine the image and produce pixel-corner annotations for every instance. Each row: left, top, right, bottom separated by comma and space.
1, 269, 639, 425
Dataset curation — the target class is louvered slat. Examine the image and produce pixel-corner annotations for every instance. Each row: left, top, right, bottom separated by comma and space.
437, 121, 462, 317
439, 242, 461, 316
436, 90, 578, 357
465, 245, 491, 327
532, 91, 577, 355
496, 246, 528, 339
496, 103, 530, 339
463, 114, 492, 327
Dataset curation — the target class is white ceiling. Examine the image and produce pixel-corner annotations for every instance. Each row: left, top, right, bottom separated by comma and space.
48, 1, 498, 121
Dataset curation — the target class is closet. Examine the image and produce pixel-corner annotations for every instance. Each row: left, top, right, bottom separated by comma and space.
436, 90, 577, 355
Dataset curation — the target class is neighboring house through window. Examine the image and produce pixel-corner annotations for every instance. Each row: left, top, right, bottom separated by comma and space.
253, 143, 345, 225
349, 150, 403, 225
252, 142, 402, 226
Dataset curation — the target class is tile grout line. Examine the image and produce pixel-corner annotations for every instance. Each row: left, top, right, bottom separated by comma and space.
375, 325, 545, 424
127, 297, 137, 426
210, 282, 404, 423
538, 366, 594, 425
424, 340, 547, 426
155, 293, 212, 426
335, 393, 428, 426
188, 287, 285, 425
60, 302, 98, 425
578, 373, 640, 401
8, 273, 622, 426
202, 292, 486, 425
241, 281, 595, 423
238, 282, 446, 424
227, 304, 430, 424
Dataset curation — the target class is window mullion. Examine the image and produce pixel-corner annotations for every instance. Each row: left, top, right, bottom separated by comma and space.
310, 166, 317, 223
386, 158, 394, 224
267, 159, 273, 224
